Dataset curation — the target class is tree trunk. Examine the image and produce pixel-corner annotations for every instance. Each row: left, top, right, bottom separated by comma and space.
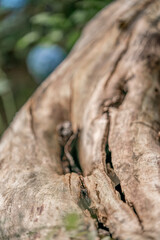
0, 0, 160, 239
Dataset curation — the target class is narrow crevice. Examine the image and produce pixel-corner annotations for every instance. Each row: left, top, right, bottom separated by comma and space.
98, 222, 110, 232
78, 176, 96, 218
105, 110, 144, 232
78, 176, 113, 239
69, 132, 82, 173
63, 132, 82, 174
106, 143, 126, 204
57, 121, 82, 174
105, 127, 126, 203
132, 204, 144, 231
103, 73, 132, 202
105, 144, 113, 168
98, 222, 111, 239
106, 144, 120, 187
115, 184, 126, 203
106, 147, 126, 203
103, 96, 146, 235
105, 114, 126, 203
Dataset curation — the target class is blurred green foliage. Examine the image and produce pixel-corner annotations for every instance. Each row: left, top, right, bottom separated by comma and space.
63, 212, 98, 240
0, 0, 113, 135
0, 0, 113, 59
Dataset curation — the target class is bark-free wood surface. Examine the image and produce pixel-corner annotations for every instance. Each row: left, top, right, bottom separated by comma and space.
0, 0, 160, 239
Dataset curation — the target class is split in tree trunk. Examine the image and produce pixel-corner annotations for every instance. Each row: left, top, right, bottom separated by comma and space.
0, 0, 160, 239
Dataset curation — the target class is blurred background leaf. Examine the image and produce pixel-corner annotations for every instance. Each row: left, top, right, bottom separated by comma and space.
0, 0, 114, 135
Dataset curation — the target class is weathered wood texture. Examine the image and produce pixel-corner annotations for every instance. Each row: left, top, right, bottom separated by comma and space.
0, 0, 160, 239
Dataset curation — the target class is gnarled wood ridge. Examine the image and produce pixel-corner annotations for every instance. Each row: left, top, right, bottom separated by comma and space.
0, 0, 160, 239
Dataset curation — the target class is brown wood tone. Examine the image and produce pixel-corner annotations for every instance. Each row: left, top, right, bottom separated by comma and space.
0, 0, 160, 239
